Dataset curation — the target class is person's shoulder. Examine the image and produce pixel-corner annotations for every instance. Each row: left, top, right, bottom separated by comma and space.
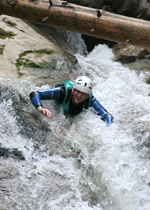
63, 80, 74, 85
91, 95, 95, 99
62, 81, 74, 88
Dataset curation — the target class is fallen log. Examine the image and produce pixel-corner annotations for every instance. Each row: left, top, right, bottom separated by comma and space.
0, 0, 150, 48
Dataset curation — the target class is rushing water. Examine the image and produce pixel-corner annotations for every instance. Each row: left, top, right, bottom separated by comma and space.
0, 34, 150, 210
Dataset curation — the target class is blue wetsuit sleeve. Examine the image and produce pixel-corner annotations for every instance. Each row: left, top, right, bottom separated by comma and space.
29, 87, 62, 108
91, 97, 114, 126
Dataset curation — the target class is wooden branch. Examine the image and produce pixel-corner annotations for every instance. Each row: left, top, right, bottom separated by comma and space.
0, 0, 150, 48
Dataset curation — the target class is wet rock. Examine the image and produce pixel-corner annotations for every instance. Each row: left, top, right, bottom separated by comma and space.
147, 77, 150, 85
102, 0, 140, 17
0, 146, 25, 160
68, 0, 150, 20
113, 43, 150, 64
67, 0, 103, 9
0, 85, 51, 142
137, 0, 150, 20
117, 55, 136, 64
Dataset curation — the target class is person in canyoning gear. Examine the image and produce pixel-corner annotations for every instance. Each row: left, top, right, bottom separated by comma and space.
29, 76, 114, 126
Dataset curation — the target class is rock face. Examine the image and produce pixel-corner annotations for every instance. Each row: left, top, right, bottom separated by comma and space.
113, 43, 150, 64
68, 0, 150, 20
67, 0, 104, 8
0, 145, 25, 160
0, 15, 78, 86
138, 0, 150, 19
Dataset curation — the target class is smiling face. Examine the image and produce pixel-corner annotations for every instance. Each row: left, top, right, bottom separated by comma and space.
72, 89, 89, 104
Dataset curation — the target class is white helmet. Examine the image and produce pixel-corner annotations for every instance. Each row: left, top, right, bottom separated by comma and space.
73, 76, 93, 94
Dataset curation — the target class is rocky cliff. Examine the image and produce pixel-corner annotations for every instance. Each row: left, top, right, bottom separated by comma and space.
0, 15, 78, 86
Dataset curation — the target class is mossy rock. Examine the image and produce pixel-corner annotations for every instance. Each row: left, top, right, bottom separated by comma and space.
0, 28, 16, 39
19, 49, 54, 57
146, 77, 150, 85
16, 49, 74, 74
16, 49, 55, 71
0, 45, 5, 55
34, 49, 54, 57
2, 17, 17, 28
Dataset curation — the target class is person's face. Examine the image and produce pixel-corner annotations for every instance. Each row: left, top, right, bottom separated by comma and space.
72, 89, 89, 104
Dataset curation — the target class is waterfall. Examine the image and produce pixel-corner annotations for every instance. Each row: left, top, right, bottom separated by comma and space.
0, 31, 150, 210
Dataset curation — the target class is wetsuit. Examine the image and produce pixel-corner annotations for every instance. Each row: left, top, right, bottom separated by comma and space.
29, 81, 114, 126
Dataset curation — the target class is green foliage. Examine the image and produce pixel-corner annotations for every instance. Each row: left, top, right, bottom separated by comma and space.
2, 18, 17, 28
34, 49, 54, 57
0, 28, 16, 39
0, 45, 5, 55
16, 49, 55, 71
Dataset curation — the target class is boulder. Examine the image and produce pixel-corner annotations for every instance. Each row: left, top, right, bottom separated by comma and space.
0, 15, 78, 86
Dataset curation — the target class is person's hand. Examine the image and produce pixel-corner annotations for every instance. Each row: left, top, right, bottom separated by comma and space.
37, 106, 53, 119
101, 113, 114, 127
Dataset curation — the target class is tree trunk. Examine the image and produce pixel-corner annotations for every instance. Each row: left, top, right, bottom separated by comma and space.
0, 0, 150, 48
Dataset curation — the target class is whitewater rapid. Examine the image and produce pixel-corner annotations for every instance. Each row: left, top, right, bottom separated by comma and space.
0, 43, 150, 210
68, 45, 150, 210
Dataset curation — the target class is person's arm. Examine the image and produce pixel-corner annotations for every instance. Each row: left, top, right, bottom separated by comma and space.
29, 87, 63, 118
91, 97, 114, 126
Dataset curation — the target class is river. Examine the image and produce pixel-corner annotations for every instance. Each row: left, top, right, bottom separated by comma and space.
0, 32, 150, 210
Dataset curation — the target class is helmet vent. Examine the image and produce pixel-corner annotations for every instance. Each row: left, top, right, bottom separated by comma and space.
84, 83, 87, 87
